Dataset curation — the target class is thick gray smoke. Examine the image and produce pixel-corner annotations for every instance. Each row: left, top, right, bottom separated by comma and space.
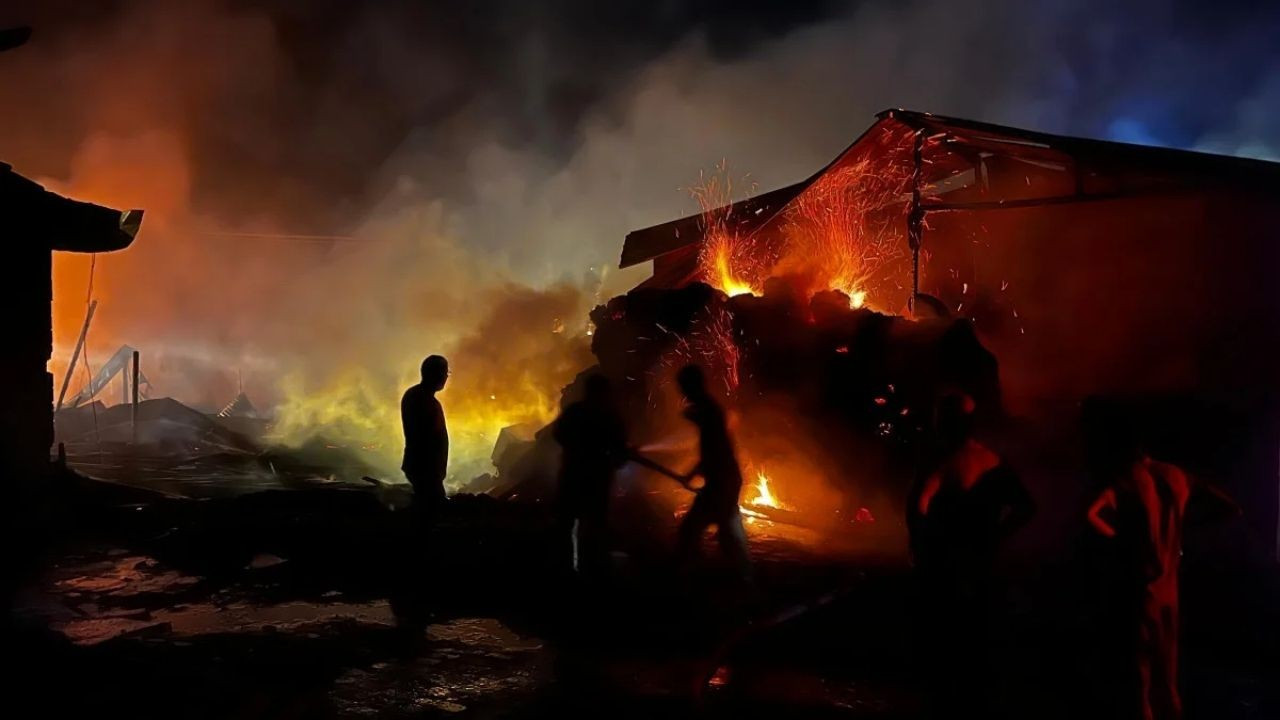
1, 0, 1275, 482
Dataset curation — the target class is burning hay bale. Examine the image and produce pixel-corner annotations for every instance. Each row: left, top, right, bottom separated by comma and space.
581, 280, 1001, 533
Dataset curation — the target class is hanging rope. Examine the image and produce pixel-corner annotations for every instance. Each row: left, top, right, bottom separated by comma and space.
80, 253, 102, 460
908, 129, 925, 311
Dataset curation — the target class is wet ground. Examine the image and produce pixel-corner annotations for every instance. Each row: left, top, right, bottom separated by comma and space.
10, 548, 914, 718
6, 474, 1279, 719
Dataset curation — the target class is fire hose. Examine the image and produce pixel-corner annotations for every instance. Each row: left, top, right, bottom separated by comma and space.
626, 450, 695, 490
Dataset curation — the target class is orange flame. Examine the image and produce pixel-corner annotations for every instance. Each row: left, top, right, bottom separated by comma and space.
692, 131, 915, 309
750, 469, 783, 510
690, 164, 770, 299
711, 241, 756, 297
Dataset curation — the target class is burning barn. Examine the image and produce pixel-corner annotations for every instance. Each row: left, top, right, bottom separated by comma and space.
607, 109, 1280, 557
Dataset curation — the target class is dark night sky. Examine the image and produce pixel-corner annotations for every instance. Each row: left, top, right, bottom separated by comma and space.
2, 0, 1278, 239
0, 1, 847, 226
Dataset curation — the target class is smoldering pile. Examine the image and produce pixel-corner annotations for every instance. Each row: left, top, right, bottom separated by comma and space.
54, 397, 385, 498
496, 280, 1002, 530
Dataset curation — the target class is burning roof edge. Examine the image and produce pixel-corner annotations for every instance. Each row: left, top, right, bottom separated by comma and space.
620, 108, 1280, 269
619, 182, 807, 268
619, 113, 891, 270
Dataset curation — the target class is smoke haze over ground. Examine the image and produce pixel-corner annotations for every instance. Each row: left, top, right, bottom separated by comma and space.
1, 0, 1277, 483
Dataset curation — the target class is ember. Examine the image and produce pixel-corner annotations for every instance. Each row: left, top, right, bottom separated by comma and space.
7, 5, 1280, 718
691, 131, 915, 311
589, 279, 1001, 541
689, 165, 764, 298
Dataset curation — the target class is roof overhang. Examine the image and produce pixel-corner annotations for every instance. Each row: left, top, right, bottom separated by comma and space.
2, 163, 143, 253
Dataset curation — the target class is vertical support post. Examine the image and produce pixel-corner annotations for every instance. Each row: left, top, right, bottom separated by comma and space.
56, 299, 97, 413
907, 129, 925, 312
131, 350, 140, 446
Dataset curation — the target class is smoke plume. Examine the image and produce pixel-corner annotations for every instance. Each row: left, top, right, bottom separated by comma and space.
1, 0, 1275, 484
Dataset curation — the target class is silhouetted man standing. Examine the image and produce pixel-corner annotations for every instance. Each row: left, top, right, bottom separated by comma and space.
552, 374, 628, 580
402, 355, 449, 517
674, 365, 751, 580
390, 354, 449, 646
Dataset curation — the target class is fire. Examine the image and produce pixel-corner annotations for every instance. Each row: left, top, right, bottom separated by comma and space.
749, 469, 785, 510
836, 283, 868, 309
711, 242, 756, 297
690, 164, 771, 300
751, 470, 780, 508
662, 305, 741, 395
692, 130, 915, 309
271, 285, 594, 489
271, 365, 565, 487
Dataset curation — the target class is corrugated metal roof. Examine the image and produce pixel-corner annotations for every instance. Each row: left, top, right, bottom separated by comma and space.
619, 109, 1280, 270
619, 181, 809, 268
880, 109, 1280, 180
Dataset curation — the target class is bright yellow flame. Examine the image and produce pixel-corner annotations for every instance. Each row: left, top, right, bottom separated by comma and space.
750, 469, 782, 509
834, 278, 868, 308
713, 245, 757, 297
690, 165, 767, 299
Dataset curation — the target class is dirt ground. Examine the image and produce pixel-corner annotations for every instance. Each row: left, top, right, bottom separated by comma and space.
5, 475, 1278, 719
